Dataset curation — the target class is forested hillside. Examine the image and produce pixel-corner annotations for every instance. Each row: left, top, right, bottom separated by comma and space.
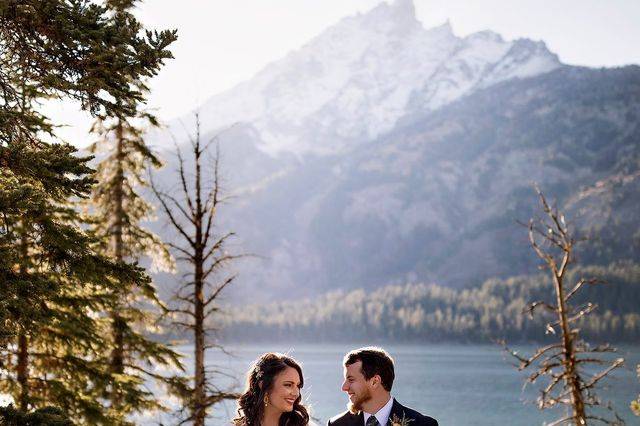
219, 263, 640, 342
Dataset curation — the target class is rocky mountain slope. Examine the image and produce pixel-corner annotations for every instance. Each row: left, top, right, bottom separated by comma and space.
150, 1, 639, 301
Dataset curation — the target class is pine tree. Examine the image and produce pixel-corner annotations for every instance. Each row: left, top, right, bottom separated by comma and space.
0, 0, 177, 423
81, 0, 183, 419
0, 127, 152, 423
87, 112, 182, 419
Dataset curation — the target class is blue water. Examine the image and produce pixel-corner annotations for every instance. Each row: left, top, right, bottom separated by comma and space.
141, 343, 640, 425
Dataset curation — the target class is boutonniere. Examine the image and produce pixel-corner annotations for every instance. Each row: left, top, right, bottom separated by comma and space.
389, 413, 413, 426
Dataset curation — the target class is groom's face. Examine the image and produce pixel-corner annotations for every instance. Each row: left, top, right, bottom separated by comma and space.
342, 361, 373, 412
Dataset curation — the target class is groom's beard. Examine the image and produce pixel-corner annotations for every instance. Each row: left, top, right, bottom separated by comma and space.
348, 388, 372, 414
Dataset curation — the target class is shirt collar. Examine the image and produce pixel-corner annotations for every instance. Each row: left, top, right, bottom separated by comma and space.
363, 396, 394, 426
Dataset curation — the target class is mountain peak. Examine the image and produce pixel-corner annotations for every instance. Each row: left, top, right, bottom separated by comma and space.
360, 0, 420, 34
189, 0, 562, 156
389, 0, 416, 18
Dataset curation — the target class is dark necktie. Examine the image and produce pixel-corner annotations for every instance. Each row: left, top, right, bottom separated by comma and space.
366, 416, 380, 426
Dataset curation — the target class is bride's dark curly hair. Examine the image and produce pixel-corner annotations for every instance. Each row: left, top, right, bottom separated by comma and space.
233, 352, 309, 426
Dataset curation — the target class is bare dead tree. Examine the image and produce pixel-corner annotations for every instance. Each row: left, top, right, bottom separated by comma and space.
505, 186, 625, 426
151, 113, 241, 426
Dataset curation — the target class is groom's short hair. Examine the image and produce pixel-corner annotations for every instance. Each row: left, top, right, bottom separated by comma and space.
344, 347, 395, 391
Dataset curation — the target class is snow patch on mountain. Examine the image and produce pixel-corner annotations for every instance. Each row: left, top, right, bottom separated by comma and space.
186, 0, 561, 156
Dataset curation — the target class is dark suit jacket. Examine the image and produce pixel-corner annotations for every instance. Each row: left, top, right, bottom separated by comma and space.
327, 398, 438, 426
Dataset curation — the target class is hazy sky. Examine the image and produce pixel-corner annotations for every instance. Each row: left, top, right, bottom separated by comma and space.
48, 0, 640, 146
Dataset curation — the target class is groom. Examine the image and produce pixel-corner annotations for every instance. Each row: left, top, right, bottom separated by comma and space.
328, 347, 438, 426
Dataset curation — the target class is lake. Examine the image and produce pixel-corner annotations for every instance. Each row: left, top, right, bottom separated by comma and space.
139, 343, 640, 425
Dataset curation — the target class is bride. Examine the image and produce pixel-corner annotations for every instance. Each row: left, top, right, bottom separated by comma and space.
233, 352, 310, 426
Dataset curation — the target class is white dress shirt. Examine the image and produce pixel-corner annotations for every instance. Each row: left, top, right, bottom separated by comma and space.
363, 395, 394, 426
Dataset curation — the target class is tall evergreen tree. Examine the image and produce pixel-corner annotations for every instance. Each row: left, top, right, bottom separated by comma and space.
82, 0, 183, 418
87, 112, 181, 418
0, 0, 177, 423
0, 141, 148, 422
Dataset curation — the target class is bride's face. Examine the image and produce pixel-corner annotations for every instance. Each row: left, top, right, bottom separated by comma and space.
266, 366, 301, 413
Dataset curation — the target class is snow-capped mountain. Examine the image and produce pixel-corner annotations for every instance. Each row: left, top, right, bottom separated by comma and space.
149, 0, 640, 302
181, 0, 560, 156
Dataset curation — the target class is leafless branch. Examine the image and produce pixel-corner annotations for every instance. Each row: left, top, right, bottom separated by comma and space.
155, 113, 244, 426
504, 185, 624, 426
